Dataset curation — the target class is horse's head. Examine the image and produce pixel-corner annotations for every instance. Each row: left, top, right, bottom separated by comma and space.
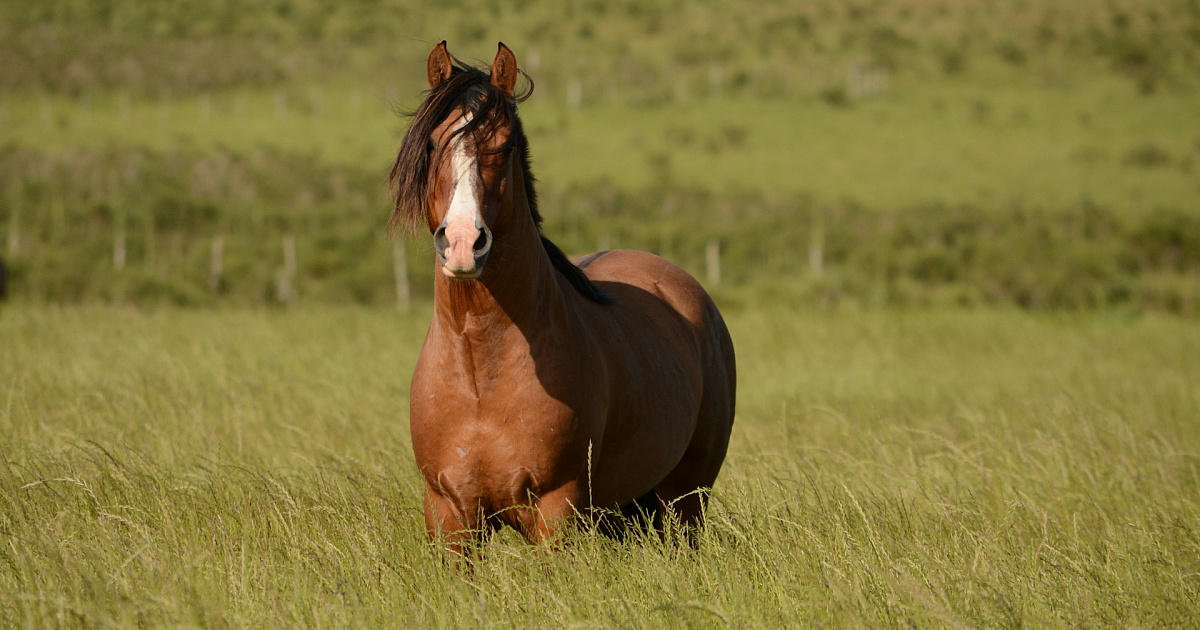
390, 41, 526, 281
390, 43, 610, 302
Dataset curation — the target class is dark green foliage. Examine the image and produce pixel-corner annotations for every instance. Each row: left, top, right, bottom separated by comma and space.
1122, 142, 1173, 168
1, 146, 1197, 313
1126, 211, 1200, 272
0, 146, 399, 307
867, 26, 915, 70
1, 1, 1197, 312
993, 40, 1027, 66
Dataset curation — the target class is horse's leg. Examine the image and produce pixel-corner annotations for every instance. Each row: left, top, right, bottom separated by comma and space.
516, 483, 584, 545
423, 484, 486, 559
654, 365, 735, 542
656, 486, 709, 531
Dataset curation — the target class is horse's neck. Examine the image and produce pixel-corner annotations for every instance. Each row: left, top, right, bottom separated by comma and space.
432, 168, 566, 345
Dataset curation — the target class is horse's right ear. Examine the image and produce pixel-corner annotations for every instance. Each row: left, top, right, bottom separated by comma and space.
427, 41, 453, 89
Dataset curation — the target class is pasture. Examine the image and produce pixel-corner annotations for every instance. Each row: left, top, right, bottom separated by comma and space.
3, 0, 1200, 626
2, 304, 1198, 627
2, 1, 1199, 310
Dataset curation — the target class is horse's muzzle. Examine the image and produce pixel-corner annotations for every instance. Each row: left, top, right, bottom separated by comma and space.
434, 218, 492, 278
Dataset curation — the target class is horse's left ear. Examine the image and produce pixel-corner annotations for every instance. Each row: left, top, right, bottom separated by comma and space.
490, 42, 518, 96
428, 41, 453, 90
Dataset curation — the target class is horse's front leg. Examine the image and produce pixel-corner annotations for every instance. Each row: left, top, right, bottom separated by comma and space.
423, 484, 488, 560
517, 482, 586, 545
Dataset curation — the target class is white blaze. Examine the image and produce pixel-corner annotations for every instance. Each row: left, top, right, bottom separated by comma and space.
439, 113, 485, 275
444, 114, 479, 229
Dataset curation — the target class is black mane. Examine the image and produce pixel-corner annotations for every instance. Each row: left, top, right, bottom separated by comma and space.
388, 56, 610, 304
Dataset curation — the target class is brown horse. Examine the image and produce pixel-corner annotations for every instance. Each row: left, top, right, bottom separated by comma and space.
389, 41, 736, 554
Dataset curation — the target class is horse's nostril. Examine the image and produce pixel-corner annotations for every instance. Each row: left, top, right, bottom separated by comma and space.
434, 225, 449, 256
473, 227, 490, 253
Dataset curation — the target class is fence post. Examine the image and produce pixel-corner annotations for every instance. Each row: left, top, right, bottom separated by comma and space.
393, 238, 410, 312
80, 92, 92, 124
118, 91, 131, 122
809, 219, 825, 279
675, 76, 689, 103
709, 64, 724, 100
706, 238, 721, 287
199, 91, 212, 121
310, 87, 324, 117
209, 234, 224, 292
6, 211, 17, 257
567, 77, 583, 109
275, 90, 288, 121
143, 212, 156, 273
6, 180, 20, 257
235, 90, 247, 119
107, 171, 125, 270
158, 92, 171, 124
114, 226, 126, 270
277, 234, 296, 304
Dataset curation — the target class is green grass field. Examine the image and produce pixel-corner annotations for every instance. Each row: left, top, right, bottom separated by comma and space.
3, 1, 1200, 626
3, 304, 1198, 627
5, 75, 1198, 214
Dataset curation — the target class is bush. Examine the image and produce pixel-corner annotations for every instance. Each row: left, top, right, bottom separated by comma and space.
0, 147, 1197, 314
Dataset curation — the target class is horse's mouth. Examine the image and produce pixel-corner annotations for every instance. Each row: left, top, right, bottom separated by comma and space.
442, 266, 482, 280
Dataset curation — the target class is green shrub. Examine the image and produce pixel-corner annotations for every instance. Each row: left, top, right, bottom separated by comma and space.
1, 146, 1197, 314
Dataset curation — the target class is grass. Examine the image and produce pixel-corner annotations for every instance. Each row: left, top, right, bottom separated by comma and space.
2, 304, 1198, 627
4, 75, 1198, 215
2, 1, 1200, 623
3, 3, 1198, 310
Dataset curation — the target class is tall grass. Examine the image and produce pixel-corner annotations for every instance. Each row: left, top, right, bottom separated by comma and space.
2, 305, 1198, 626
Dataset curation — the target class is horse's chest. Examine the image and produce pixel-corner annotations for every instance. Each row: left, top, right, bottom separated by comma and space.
410, 388, 587, 499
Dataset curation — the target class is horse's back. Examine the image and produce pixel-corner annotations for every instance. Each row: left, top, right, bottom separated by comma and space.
575, 249, 722, 338
574, 249, 732, 367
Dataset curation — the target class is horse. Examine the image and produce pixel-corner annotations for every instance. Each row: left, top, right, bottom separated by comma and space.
389, 41, 736, 555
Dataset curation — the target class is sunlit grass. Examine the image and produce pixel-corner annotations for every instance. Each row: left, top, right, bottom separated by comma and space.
4, 75, 1198, 215
2, 304, 1198, 626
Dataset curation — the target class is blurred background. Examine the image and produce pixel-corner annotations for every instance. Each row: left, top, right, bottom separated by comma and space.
1, 0, 1198, 312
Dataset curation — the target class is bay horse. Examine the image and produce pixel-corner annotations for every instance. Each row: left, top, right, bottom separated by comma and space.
389, 41, 736, 555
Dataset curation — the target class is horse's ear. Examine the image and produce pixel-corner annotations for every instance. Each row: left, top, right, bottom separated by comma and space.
490, 42, 518, 96
427, 40, 453, 89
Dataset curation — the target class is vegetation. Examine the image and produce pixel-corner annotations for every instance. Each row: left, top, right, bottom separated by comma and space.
4, 0, 1200, 97
2, 1, 1199, 312
1, 142, 1198, 311
2, 304, 1198, 626
3, 3, 1199, 625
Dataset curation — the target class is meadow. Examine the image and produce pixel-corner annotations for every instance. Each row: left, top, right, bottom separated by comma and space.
2, 304, 1198, 627
2, 0, 1200, 627
2, 0, 1199, 311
